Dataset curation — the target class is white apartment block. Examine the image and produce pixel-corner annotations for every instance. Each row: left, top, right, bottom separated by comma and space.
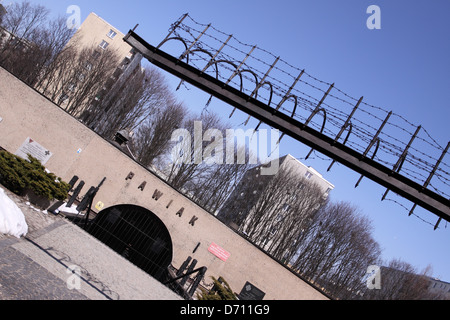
217, 154, 334, 256
58, 13, 143, 114
69, 12, 136, 61
281, 154, 335, 196
218, 154, 334, 228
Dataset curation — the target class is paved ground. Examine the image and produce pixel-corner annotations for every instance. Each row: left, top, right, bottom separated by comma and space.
0, 240, 88, 300
0, 185, 183, 300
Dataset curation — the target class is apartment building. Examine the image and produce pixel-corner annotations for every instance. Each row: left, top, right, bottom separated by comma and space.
58, 12, 143, 117
217, 154, 334, 254
69, 12, 136, 63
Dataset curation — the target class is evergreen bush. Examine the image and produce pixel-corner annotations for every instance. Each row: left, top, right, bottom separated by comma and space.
197, 276, 238, 300
0, 150, 70, 201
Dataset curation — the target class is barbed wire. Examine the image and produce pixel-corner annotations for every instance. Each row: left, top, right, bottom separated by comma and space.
160, 14, 449, 224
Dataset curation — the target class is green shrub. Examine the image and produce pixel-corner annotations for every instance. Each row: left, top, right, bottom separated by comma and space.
0, 150, 70, 201
197, 276, 238, 300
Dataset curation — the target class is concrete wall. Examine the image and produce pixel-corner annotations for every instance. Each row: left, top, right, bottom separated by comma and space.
0, 67, 328, 300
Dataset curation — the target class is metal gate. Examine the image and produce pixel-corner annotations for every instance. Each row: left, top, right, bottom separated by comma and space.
88, 204, 173, 282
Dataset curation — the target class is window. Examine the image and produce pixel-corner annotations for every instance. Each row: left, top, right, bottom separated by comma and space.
99, 40, 109, 50
85, 61, 93, 71
92, 50, 101, 60
107, 29, 117, 39
67, 83, 76, 92
305, 171, 313, 179
58, 93, 69, 104
269, 226, 278, 236
275, 213, 284, 223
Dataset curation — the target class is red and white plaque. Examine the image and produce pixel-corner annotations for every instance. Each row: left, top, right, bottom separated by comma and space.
208, 242, 230, 262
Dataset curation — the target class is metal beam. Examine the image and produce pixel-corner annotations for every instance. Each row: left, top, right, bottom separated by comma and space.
123, 30, 450, 222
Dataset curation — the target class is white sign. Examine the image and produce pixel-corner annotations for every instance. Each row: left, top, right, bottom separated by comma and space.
15, 138, 53, 165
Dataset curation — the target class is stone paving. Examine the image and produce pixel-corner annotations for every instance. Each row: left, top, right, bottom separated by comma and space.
0, 241, 88, 300
0, 184, 182, 300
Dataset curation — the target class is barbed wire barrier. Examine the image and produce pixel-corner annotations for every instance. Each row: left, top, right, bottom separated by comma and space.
154, 14, 449, 229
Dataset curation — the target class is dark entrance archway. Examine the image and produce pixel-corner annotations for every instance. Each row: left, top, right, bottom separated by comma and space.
88, 204, 173, 282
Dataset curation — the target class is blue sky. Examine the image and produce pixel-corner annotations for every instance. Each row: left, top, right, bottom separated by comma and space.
10, 1, 450, 281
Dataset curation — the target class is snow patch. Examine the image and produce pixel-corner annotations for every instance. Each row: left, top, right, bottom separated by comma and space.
0, 187, 28, 238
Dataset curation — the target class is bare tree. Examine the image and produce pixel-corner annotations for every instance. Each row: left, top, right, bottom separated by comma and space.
235, 164, 326, 261
164, 112, 224, 190
189, 145, 253, 214
217, 164, 272, 227
362, 259, 446, 300
160, 111, 256, 215
0, 1, 74, 86
0, 1, 122, 118
131, 100, 188, 167
290, 201, 381, 299
63, 47, 120, 116
81, 65, 174, 138
35, 44, 78, 100
0, 1, 48, 38
36, 41, 120, 117
1, 1, 188, 169
31, 16, 76, 87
